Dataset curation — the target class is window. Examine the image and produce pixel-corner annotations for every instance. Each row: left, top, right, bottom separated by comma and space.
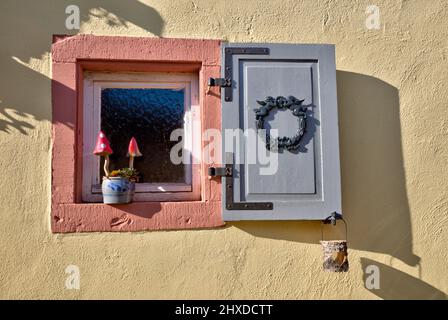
51, 35, 223, 233
82, 72, 200, 202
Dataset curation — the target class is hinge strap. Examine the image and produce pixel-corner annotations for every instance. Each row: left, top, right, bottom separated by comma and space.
209, 153, 273, 211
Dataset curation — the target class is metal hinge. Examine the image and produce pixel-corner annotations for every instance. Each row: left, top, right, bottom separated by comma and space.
208, 77, 231, 88
208, 166, 232, 177
208, 47, 270, 101
209, 153, 273, 211
223, 47, 270, 102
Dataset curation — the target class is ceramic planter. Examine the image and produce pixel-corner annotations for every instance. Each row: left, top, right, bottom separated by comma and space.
101, 177, 135, 204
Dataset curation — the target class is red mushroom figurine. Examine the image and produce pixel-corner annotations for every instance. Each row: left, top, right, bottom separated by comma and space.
127, 137, 142, 169
93, 131, 113, 178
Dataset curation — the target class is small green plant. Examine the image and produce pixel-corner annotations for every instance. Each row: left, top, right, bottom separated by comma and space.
110, 168, 140, 182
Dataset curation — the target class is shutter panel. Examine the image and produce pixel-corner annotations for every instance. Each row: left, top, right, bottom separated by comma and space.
220, 43, 341, 220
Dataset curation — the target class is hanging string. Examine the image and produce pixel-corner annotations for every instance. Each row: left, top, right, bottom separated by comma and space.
321, 214, 348, 242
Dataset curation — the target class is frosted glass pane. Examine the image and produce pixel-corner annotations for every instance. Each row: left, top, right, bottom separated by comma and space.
99, 88, 186, 183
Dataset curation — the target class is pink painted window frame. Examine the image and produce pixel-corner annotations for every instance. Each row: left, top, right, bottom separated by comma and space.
51, 35, 223, 233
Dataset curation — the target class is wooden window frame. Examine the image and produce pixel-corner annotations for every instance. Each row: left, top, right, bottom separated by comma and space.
82, 72, 201, 202
51, 35, 223, 233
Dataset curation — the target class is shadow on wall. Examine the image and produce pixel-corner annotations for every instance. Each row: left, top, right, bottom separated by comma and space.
0, 0, 164, 134
233, 71, 420, 268
361, 258, 447, 299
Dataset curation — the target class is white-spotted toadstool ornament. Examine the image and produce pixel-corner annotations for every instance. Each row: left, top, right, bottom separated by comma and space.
127, 137, 142, 169
93, 131, 113, 178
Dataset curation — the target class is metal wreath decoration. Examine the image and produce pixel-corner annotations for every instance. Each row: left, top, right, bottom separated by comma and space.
254, 96, 308, 151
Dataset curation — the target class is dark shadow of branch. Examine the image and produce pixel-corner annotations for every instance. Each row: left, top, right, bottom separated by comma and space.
0, 0, 164, 134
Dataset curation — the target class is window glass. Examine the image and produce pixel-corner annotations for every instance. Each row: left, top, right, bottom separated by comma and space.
99, 88, 186, 183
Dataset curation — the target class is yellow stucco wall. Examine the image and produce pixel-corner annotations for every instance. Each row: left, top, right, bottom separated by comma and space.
1, 0, 447, 299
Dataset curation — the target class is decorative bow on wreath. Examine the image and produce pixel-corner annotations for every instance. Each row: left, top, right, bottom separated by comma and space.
254, 96, 309, 152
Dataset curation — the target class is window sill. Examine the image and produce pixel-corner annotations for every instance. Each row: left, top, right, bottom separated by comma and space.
52, 200, 223, 233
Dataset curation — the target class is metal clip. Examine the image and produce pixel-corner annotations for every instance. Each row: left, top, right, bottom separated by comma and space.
323, 212, 343, 226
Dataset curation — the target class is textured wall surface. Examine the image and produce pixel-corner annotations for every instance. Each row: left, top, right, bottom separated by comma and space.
0, 0, 447, 299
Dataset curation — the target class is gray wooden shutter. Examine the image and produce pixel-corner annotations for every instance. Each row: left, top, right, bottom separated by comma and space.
220, 43, 341, 220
